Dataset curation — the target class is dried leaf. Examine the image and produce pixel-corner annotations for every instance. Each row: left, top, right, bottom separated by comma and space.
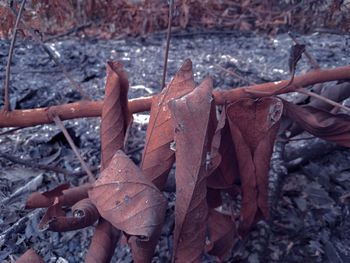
25, 183, 92, 209
309, 82, 350, 111
89, 150, 167, 261
85, 218, 120, 263
25, 183, 70, 209
283, 100, 350, 147
288, 44, 305, 74
205, 209, 236, 262
207, 106, 240, 189
169, 77, 213, 263
15, 249, 46, 263
280, 82, 350, 138
226, 97, 283, 235
39, 198, 99, 232
141, 59, 195, 190
101, 60, 133, 170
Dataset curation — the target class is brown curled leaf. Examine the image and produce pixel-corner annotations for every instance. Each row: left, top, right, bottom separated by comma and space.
207, 106, 240, 189
280, 82, 350, 138
15, 249, 46, 263
89, 150, 167, 261
205, 209, 236, 262
127, 225, 162, 263
85, 218, 120, 263
25, 183, 69, 209
58, 183, 93, 207
226, 97, 283, 235
283, 99, 350, 147
39, 198, 99, 232
25, 183, 92, 209
169, 77, 213, 263
101, 60, 133, 170
141, 59, 195, 190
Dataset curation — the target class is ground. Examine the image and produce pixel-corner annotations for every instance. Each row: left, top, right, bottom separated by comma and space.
1, 30, 350, 262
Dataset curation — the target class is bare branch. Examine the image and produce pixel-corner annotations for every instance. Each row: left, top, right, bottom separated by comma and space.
52, 115, 95, 182
1, 65, 350, 128
4, 0, 27, 112
161, 0, 174, 91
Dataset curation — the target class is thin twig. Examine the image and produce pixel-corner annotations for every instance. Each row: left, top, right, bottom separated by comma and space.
213, 63, 256, 86
52, 115, 95, 182
296, 87, 350, 114
4, 0, 27, 112
0, 127, 22, 136
277, 136, 316, 142
0, 152, 98, 177
288, 32, 320, 70
10, 7, 91, 101
340, 192, 350, 203
44, 22, 92, 42
161, 0, 174, 91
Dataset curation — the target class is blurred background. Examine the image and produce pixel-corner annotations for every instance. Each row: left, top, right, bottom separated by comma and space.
1, 0, 350, 39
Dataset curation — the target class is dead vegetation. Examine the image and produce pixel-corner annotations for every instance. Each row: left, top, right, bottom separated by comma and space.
1, 0, 350, 39
1, 0, 350, 262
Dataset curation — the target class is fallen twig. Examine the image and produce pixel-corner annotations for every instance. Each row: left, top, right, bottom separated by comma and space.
0, 152, 99, 177
1, 64, 350, 128
213, 63, 256, 86
0, 127, 22, 136
52, 115, 95, 182
10, 6, 91, 101
297, 87, 350, 114
0, 209, 42, 247
44, 22, 92, 42
4, 0, 27, 112
0, 173, 43, 205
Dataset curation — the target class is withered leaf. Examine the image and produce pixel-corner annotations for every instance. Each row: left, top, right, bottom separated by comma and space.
89, 150, 167, 260
38, 198, 99, 232
25, 183, 69, 209
15, 249, 46, 263
280, 82, 350, 138
85, 218, 120, 263
205, 209, 236, 262
169, 77, 213, 263
101, 60, 133, 170
283, 100, 350, 147
207, 106, 240, 189
141, 59, 195, 190
25, 183, 92, 209
226, 97, 283, 235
